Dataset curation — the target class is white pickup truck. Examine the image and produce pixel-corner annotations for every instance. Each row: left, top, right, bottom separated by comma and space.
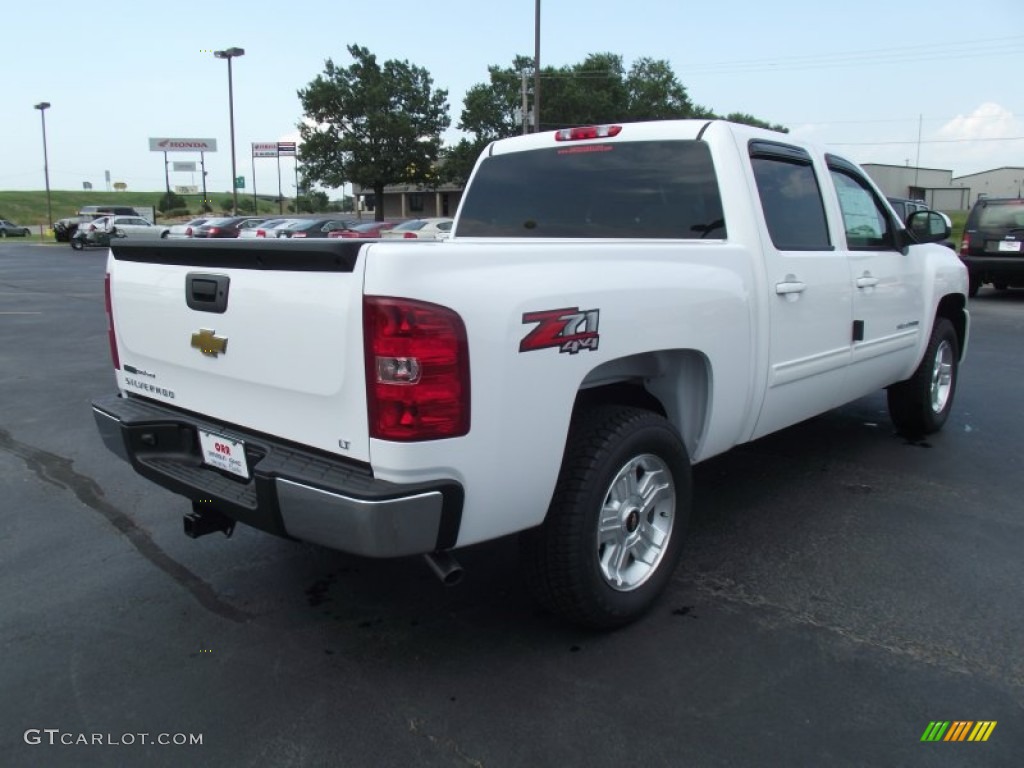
93, 119, 968, 627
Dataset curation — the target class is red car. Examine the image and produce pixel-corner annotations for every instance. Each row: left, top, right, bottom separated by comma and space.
191, 216, 269, 238
327, 220, 399, 239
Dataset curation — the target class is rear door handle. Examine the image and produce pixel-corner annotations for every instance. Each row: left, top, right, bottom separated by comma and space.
856, 274, 880, 289
775, 280, 807, 295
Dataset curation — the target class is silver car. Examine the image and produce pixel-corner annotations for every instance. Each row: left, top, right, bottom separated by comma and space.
87, 216, 170, 240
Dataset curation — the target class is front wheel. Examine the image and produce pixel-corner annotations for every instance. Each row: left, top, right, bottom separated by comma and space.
520, 406, 691, 628
887, 317, 959, 436
70, 237, 84, 251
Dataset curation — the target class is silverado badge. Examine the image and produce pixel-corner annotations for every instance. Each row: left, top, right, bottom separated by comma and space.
191, 329, 228, 357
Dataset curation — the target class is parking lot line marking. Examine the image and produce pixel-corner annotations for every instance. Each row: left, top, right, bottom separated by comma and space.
0, 311, 43, 315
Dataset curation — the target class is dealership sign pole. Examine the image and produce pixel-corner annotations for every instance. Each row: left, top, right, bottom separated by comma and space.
150, 138, 217, 208
251, 146, 257, 213
252, 143, 278, 216
278, 142, 297, 209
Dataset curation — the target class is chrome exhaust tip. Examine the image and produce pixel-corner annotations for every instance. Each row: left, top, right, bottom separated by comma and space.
423, 551, 463, 586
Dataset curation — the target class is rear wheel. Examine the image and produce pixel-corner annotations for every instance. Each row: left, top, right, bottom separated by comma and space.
70, 237, 84, 251
887, 317, 959, 436
520, 406, 691, 628
968, 273, 981, 297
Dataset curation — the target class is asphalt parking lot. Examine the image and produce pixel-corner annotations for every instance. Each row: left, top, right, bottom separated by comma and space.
1, 241, 1022, 767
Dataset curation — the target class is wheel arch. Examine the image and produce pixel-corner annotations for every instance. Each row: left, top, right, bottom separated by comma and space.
936, 293, 967, 360
573, 349, 711, 459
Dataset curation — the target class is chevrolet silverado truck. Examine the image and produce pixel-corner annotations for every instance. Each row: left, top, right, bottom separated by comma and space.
92, 120, 968, 627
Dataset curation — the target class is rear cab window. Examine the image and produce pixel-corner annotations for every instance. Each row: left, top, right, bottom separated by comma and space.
456, 140, 725, 239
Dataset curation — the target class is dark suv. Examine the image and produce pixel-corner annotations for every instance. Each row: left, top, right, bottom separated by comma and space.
960, 197, 1024, 296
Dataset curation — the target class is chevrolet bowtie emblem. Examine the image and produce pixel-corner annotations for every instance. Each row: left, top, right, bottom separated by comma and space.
191, 329, 228, 357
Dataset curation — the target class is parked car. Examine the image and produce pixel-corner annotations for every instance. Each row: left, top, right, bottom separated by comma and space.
887, 197, 955, 251
166, 217, 213, 239
88, 215, 170, 240
278, 218, 358, 238
55, 206, 139, 242
0, 219, 32, 237
327, 220, 399, 239
886, 197, 929, 222
379, 218, 453, 240
191, 216, 268, 238
960, 197, 1024, 295
237, 218, 304, 239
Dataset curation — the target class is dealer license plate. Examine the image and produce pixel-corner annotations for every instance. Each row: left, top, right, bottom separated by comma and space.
998, 240, 1021, 252
198, 429, 250, 479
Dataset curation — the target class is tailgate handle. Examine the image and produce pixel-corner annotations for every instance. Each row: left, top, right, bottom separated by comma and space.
186, 273, 230, 314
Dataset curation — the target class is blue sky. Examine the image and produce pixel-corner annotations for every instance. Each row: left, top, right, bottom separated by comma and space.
4, 0, 1022, 197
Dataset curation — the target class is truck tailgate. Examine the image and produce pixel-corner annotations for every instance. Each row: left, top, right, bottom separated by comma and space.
106, 239, 371, 462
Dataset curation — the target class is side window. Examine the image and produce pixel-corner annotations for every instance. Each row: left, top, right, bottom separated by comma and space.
749, 143, 831, 251
829, 169, 895, 249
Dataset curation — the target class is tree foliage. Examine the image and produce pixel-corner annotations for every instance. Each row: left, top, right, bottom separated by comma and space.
443, 52, 785, 184
157, 191, 185, 213
297, 45, 450, 220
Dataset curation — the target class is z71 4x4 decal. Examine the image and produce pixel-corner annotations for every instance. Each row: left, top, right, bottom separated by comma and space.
519, 307, 600, 354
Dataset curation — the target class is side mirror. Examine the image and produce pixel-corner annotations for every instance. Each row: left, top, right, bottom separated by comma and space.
905, 210, 951, 244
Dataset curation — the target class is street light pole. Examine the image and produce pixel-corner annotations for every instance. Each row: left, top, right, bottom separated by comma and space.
214, 47, 245, 214
34, 102, 53, 234
533, 0, 541, 133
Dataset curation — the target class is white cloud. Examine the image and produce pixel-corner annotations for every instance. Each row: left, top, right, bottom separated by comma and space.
937, 102, 1018, 141
927, 103, 1023, 175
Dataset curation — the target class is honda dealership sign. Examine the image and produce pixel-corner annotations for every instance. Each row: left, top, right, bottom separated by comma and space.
148, 137, 218, 152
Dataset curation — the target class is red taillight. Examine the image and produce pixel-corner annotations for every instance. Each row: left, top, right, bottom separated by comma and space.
185, 227, 193, 237
403, 232, 417, 239
363, 296, 470, 441
960, 233, 970, 256
104, 273, 120, 370
555, 125, 622, 141
207, 227, 222, 235
256, 229, 267, 238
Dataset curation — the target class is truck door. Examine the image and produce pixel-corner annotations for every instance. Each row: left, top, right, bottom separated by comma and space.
826, 156, 925, 401
748, 142, 854, 439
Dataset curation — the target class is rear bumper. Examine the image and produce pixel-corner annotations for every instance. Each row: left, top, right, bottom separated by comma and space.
961, 255, 1024, 281
92, 394, 463, 557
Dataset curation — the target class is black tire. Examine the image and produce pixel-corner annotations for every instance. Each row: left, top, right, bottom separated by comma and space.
70, 237, 84, 251
968, 273, 981, 297
520, 406, 691, 628
993, 281, 1008, 291
887, 317, 959, 436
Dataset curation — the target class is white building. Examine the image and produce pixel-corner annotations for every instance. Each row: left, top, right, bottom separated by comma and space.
951, 167, 1024, 207
861, 163, 970, 211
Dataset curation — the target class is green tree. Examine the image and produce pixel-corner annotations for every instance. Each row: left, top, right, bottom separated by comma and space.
625, 58, 712, 121
722, 112, 789, 133
297, 45, 450, 221
541, 53, 629, 129
444, 52, 783, 185
157, 191, 186, 213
